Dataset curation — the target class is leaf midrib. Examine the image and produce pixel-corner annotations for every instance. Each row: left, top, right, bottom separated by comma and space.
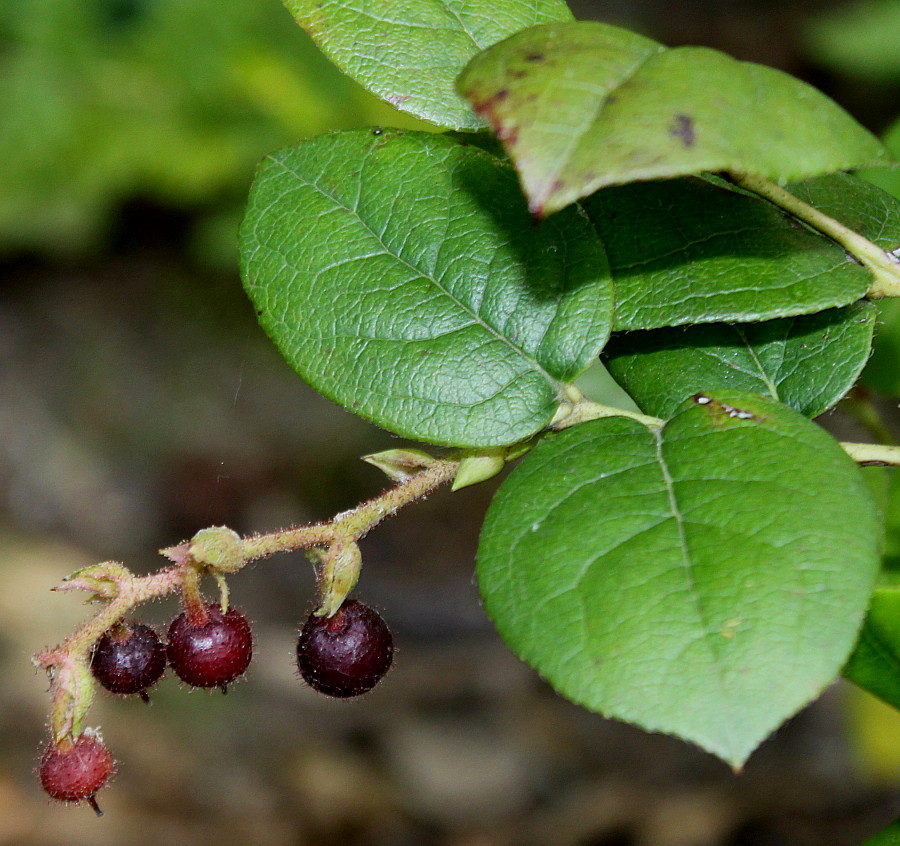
268, 148, 565, 393
652, 425, 736, 716
539, 42, 663, 201
734, 325, 783, 400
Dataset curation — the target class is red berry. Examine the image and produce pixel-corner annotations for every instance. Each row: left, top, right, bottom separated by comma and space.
167, 603, 252, 692
39, 732, 114, 816
91, 622, 166, 702
296, 599, 394, 697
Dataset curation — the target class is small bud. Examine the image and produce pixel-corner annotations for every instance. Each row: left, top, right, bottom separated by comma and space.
188, 527, 245, 573
53, 562, 131, 601
451, 448, 506, 491
362, 449, 437, 482
316, 540, 363, 617
549, 400, 577, 429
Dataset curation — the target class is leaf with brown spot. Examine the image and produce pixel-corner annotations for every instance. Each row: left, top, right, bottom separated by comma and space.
478, 390, 881, 767
457, 21, 890, 215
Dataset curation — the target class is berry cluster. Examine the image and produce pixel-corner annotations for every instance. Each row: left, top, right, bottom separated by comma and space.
39, 598, 393, 814
36, 458, 451, 816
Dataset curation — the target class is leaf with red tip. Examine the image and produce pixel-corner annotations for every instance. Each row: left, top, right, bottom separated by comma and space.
457, 21, 889, 216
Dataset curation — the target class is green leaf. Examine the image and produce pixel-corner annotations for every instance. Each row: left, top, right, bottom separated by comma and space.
885, 471, 900, 572
584, 175, 884, 331
844, 588, 900, 711
806, 0, 900, 81
786, 172, 900, 251
477, 391, 881, 766
860, 119, 900, 201
457, 21, 889, 215
240, 129, 613, 447
283, 0, 573, 131
862, 298, 900, 396
602, 301, 877, 420
862, 466, 900, 574
863, 818, 900, 846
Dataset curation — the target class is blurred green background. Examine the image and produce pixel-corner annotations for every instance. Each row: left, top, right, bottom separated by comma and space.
1, 1, 899, 844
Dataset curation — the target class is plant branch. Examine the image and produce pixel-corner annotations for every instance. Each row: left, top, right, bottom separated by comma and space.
35, 458, 462, 739
730, 172, 900, 298
36, 566, 184, 742
240, 457, 459, 561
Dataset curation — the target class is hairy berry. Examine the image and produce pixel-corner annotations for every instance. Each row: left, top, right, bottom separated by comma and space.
167, 603, 252, 692
91, 622, 166, 702
296, 599, 393, 697
39, 732, 114, 816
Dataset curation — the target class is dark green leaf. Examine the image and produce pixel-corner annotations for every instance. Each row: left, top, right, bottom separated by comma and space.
584, 175, 888, 331
603, 302, 876, 419
860, 119, 900, 202
478, 391, 881, 766
862, 818, 900, 846
458, 21, 889, 215
862, 299, 900, 396
787, 172, 900, 251
844, 588, 900, 711
283, 0, 573, 131
240, 129, 613, 447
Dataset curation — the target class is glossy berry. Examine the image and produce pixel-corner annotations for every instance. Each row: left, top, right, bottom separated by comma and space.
167, 603, 252, 692
39, 732, 114, 816
91, 622, 167, 702
296, 599, 394, 697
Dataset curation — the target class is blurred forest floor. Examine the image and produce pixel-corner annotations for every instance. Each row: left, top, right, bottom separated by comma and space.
2, 1, 900, 844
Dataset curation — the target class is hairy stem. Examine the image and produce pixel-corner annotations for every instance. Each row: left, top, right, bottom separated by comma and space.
40, 568, 182, 666
730, 172, 900, 298
240, 458, 459, 561
36, 460, 462, 738
36, 566, 183, 741
180, 565, 209, 626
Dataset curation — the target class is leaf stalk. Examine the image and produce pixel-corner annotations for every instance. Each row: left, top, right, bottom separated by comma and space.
730, 172, 900, 298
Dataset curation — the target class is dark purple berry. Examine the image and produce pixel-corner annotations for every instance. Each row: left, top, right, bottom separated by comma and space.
296, 599, 393, 697
39, 732, 115, 816
167, 603, 252, 692
91, 622, 166, 702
